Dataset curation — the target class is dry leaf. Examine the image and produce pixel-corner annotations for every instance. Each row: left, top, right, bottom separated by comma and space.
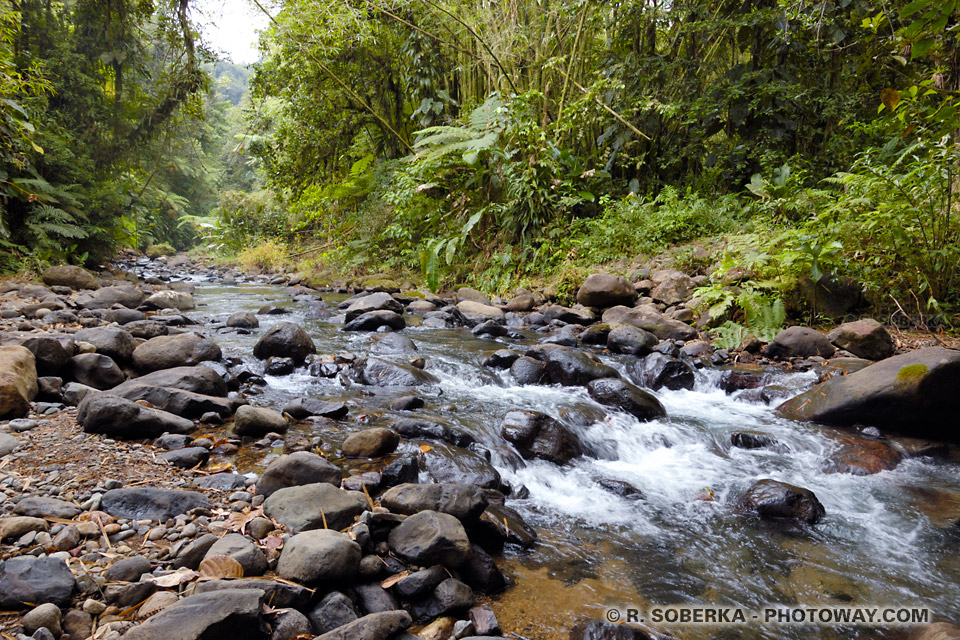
199, 555, 244, 579
263, 534, 284, 551
206, 462, 234, 473
380, 571, 409, 589
419, 445, 432, 453
151, 568, 198, 587
77, 511, 112, 525
226, 506, 265, 534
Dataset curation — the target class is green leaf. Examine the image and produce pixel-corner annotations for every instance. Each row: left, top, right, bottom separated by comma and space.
461, 210, 483, 237
578, 190, 595, 202
901, 0, 932, 18
444, 237, 458, 265
911, 36, 936, 59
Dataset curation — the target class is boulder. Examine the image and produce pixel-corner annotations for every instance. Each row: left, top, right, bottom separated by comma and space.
226, 312, 259, 328
410, 577, 475, 621
75, 327, 137, 363
123, 365, 228, 396
309, 591, 358, 634
314, 610, 412, 640
501, 409, 583, 465
542, 304, 596, 325
101, 487, 211, 521
826, 319, 895, 360
78, 393, 194, 438
345, 292, 403, 321
509, 356, 546, 385
380, 483, 488, 523
41, 265, 99, 290
570, 620, 652, 640
110, 384, 233, 419
799, 273, 860, 319
777, 347, 960, 439
19, 334, 74, 376
650, 270, 694, 306
125, 320, 169, 339
257, 452, 342, 498
143, 290, 196, 311
456, 287, 492, 306
587, 378, 666, 421
369, 332, 418, 354
576, 274, 637, 308
0, 556, 75, 608
764, 326, 835, 360
77, 285, 143, 309
120, 588, 266, 640
737, 479, 825, 525
204, 534, 268, 576
69, 353, 125, 389
104, 308, 146, 324
275, 529, 361, 585
606, 324, 657, 355
22, 602, 62, 637
160, 446, 209, 468
503, 294, 535, 312
342, 428, 400, 458
822, 436, 902, 476
104, 556, 152, 582
191, 579, 310, 610
0, 432, 18, 455
602, 305, 697, 341
455, 300, 504, 327
422, 442, 502, 489
629, 353, 695, 391
132, 333, 222, 373
344, 310, 406, 332
234, 405, 287, 437
263, 483, 366, 532
349, 357, 439, 386
283, 398, 349, 420
253, 322, 316, 363
14, 496, 82, 519
0, 346, 37, 419
482, 349, 519, 369
388, 510, 471, 568
539, 346, 619, 387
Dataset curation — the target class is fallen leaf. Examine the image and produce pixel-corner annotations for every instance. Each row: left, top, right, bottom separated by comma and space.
419, 445, 432, 453
206, 462, 234, 473
151, 568, 198, 587
263, 534, 284, 551
199, 555, 244, 579
380, 571, 409, 589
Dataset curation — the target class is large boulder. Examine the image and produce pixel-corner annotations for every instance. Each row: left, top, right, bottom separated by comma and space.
110, 384, 234, 419
349, 357, 438, 387
737, 479, 825, 525
120, 588, 266, 640
275, 529, 361, 585
650, 269, 694, 306
501, 409, 583, 465
78, 393, 195, 438
204, 534, 268, 576
132, 334, 222, 373
388, 510, 471, 568
143, 290, 196, 311
777, 347, 960, 440
112, 365, 228, 397
380, 483, 488, 523
344, 310, 406, 332
18, 334, 74, 375
345, 292, 403, 321
0, 346, 37, 419
226, 312, 259, 329
422, 442, 502, 490
538, 346, 619, 387
602, 305, 697, 341
41, 265, 99, 290
606, 324, 657, 355
69, 353, 125, 389
0, 556, 76, 608
587, 378, 666, 421
75, 327, 137, 363
263, 483, 366, 532
283, 398, 348, 420
342, 428, 399, 458
257, 452, 342, 498
456, 287, 492, 306
314, 611, 412, 640
234, 405, 287, 437
253, 322, 316, 364
101, 487, 211, 521
764, 326, 835, 360
826, 319, 895, 360
455, 300, 504, 327
77, 285, 143, 309
629, 353, 695, 391
576, 274, 637, 308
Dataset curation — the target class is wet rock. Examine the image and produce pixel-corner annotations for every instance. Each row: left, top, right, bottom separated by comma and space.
121, 588, 266, 640
264, 356, 295, 375
389, 395, 423, 411
18, 335, 74, 376
78, 393, 194, 438
283, 397, 348, 420
75, 327, 136, 364
234, 405, 287, 437
539, 346, 618, 387
0, 556, 75, 608
738, 479, 825, 525
606, 324, 657, 355
143, 290, 196, 311
601, 305, 697, 341
0, 346, 37, 419
472, 319, 508, 337
483, 349, 518, 370
345, 310, 406, 332
576, 274, 637, 309
392, 419, 475, 448
69, 353, 125, 389
370, 332, 418, 354
342, 428, 400, 458
110, 384, 233, 419
14, 496, 82, 519
309, 591, 358, 635
160, 446, 210, 468
380, 454, 420, 488
587, 378, 666, 422
570, 619, 653, 639
718, 368, 764, 393
380, 483, 488, 523
104, 556, 153, 582
501, 409, 584, 464
0, 516, 48, 540
542, 304, 596, 325
345, 292, 404, 321
410, 578, 474, 621
597, 479, 644, 500
422, 442, 502, 489
455, 300, 505, 327
264, 483, 366, 532
258, 451, 342, 497
777, 347, 960, 439
349, 357, 439, 386
630, 352, 695, 391
22, 603, 62, 637
388, 510, 471, 568
764, 326, 835, 360
132, 333, 222, 373
101, 487, 211, 521
313, 610, 412, 640
205, 533, 268, 576
41, 265, 99, 290
822, 436, 901, 475
276, 529, 361, 585
730, 432, 779, 450
227, 312, 259, 328
458, 544, 506, 594
191, 579, 310, 610
470, 605, 501, 636
826, 319, 895, 361
253, 322, 316, 364
509, 355, 547, 385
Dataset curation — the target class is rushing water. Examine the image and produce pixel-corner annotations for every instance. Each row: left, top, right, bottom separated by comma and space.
179, 280, 960, 640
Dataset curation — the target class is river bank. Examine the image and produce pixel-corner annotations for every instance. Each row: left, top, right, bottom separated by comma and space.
1, 255, 959, 640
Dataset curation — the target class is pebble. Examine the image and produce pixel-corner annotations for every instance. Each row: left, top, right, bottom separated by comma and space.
7, 419, 38, 432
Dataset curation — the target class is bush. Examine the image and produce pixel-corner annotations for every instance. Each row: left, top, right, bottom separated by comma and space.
238, 239, 288, 273
145, 242, 176, 258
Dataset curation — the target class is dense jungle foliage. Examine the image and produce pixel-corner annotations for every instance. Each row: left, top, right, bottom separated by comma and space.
1, 0, 959, 329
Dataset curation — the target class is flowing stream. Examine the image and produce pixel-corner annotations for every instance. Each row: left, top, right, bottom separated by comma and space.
177, 278, 960, 640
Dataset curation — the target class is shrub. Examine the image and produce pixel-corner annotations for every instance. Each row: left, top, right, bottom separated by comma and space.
238, 239, 288, 273
145, 242, 176, 258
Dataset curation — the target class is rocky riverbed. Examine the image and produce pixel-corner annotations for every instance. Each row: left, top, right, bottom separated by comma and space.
1, 256, 959, 640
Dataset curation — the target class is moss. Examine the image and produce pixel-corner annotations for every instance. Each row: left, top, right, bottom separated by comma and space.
897, 364, 928, 382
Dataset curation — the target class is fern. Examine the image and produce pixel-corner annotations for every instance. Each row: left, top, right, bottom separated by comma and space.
26, 205, 89, 241
412, 95, 504, 165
